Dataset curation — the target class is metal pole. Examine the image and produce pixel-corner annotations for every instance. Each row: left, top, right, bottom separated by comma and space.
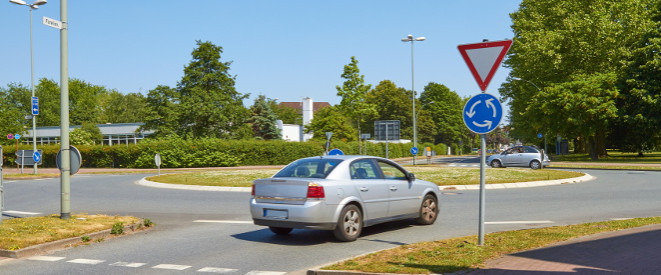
30, 7, 38, 175
385, 123, 389, 159
1, 145, 4, 224
60, 0, 71, 220
411, 40, 417, 165
478, 134, 487, 245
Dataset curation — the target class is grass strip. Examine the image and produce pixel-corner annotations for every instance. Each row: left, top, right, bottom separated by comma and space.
0, 214, 141, 251
323, 217, 661, 274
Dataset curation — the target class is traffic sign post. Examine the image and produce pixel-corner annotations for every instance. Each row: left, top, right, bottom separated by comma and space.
1, 145, 3, 224
155, 153, 162, 176
458, 39, 512, 246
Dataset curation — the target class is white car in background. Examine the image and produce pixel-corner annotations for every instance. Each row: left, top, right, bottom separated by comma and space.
487, 145, 550, 169
250, 155, 440, 242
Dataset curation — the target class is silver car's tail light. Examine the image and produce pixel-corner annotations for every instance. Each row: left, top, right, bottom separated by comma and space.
306, 182, 325, 199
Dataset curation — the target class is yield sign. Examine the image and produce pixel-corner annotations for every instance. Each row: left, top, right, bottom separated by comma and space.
458, 40, 512, 91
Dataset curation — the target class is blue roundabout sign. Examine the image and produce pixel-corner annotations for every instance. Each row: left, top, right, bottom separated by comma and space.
463, 93, 503, 134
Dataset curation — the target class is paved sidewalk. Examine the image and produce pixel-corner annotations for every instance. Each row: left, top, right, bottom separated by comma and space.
470, 224, 661, 274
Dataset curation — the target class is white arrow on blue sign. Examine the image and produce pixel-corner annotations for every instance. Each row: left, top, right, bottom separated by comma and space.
32, 96, 39, 116
33, 151, 42, 163
463, 93, 503, 134
410, 147, 418, 155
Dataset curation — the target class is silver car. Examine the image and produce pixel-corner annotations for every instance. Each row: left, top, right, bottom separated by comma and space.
250, 155, 440, 241
487, 146, 550, 169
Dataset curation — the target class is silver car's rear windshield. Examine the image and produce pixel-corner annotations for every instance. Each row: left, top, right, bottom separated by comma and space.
274, 158, 344, 179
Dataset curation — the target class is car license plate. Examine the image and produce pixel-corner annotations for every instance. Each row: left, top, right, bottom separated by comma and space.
264, 209, 288, 219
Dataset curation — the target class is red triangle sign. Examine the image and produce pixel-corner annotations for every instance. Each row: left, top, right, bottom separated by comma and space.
458, 40, 512, 91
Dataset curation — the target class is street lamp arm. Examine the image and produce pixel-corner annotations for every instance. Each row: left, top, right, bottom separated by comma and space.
511, 77, 541, 91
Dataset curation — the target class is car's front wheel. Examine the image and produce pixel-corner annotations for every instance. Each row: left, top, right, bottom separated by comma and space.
491, 160, 503, 168
269, 226, 293, 235
333, 204, 362, 242
530, 160, 541, 170
415, 194, 438, 225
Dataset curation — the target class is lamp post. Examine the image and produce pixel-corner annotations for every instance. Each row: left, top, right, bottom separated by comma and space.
511, 77, 547, 155
402, 34, 425, 165
10, 0, 46, 175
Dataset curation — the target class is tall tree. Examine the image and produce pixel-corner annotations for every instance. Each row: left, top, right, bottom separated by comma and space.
305, 106, 356, 142
142, 85, 181, 138
614, 0, 661, 155
69, 78, 106, 125
99, 90, 149, 124
177, 40, 249, 138
0, 84, 26, 141
336, 56, 376, 150
250, 95, 281, 140
272, 103, 300, 124
503, 0, 655, 159
419, 82, 464, 145
365, 80, 414, 140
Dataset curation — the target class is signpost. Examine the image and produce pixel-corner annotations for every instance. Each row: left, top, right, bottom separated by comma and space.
458, 39, 511, 246
56, 146, 82, 175
155, 153, 162, 176
42, 16, 63, 29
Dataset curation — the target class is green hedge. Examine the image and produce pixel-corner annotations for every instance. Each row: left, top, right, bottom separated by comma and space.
1, 138, 457, 169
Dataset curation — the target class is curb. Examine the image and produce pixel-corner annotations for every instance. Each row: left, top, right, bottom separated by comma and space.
0, 221, 150, 259
137, 174, 594, 193
137, 178, 252, 192
440, 173, 594, 191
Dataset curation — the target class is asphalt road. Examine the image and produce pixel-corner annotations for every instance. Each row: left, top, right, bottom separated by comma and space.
1, 169, 660, 274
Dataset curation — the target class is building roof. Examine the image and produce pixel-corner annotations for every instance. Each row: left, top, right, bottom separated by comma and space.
23, 123, 154, 138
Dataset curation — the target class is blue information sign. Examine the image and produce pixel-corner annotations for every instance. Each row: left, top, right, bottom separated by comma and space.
33, 151, 42, 163
410, 147, 418, 155
32, 96, 39, 116
328, 149, 344, 156
463, 93, 503, 134
14, 134, 21, 140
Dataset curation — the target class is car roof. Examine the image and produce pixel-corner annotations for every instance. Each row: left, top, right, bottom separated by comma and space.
300, 155, 388, 162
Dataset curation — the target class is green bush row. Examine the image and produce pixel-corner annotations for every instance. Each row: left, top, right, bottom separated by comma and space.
1, 138, 456, 169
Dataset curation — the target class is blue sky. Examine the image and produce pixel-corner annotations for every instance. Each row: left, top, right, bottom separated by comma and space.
2, 1, 520, 107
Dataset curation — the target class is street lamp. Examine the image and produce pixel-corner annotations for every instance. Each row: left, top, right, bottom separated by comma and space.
10, 0, 47, 175
402, 34, 425, 165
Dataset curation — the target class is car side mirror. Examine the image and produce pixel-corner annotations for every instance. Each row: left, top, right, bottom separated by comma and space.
407, 172, 416, 182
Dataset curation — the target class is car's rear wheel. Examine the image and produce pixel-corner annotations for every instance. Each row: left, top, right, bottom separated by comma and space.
269, 226, 293, 235
415, 194, 438, 225
530, 160, 541, 170
491, 160, 502, 168
333, 204, 362, 242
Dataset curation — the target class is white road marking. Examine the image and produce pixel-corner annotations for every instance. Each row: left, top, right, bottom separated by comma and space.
485, 220, 554, 225
193, 220, 253, 224
28, 256, 65, 262
245, 272, 287, 275
152, 264, 192, 270
611, 218, 634, 221
2, 210, 41, 215
109, 261, 147, 268
67, 259, 106, 265
198, 267, 239, 273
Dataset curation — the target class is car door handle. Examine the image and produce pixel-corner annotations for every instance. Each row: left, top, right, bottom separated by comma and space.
390, 186, 398, 191
360, 187, 369, 192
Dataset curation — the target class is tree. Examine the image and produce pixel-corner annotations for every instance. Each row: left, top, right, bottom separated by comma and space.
176, 40, 249, 139
250, 95, 281, 140
142, 85, 181, 138
99, 90, 149, 124
69, 78, 106, 125
272, 102, 299, 124
503, 0, 655, 159
365, 80, 414, 139
613, 0, 661, 155
80, 121, 104, 144
34, 78, 62, 127
0, 84, 26, 142
305, 106, 356, 142
336, 57, 376, 150
419, 82, 464, 145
